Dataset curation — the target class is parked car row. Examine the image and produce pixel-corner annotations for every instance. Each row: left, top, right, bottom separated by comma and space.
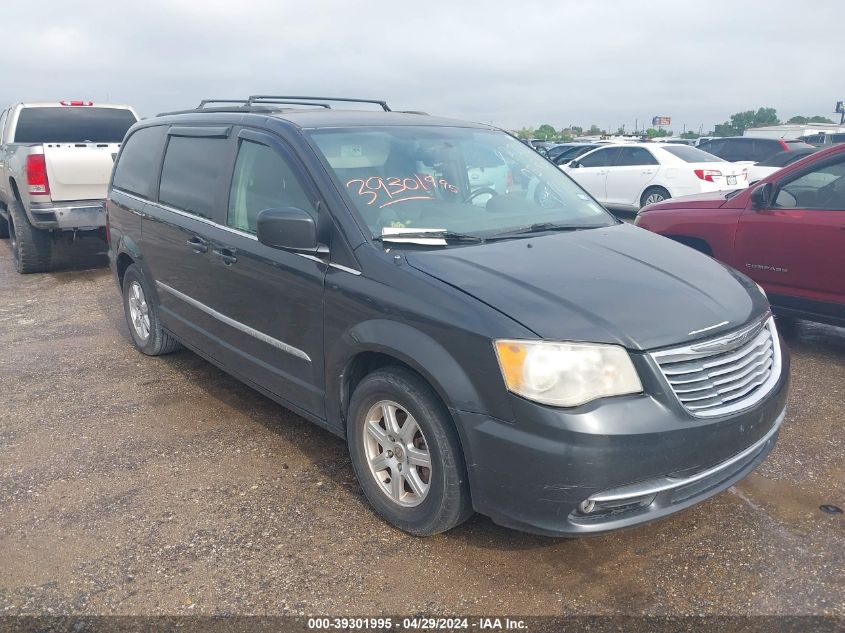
697, 136, 814, 164
799, 132, 845, 147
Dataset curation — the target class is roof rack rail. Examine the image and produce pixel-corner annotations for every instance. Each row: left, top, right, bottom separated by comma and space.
197, 99, 250, 108
247, 95, 391, 111
242, 98, 331, 109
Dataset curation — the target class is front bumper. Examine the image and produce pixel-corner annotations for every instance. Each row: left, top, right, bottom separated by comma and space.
457, 344, 790, 536
28, 200, 106, 230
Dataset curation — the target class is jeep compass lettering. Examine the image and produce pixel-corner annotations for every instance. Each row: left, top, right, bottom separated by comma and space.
106, 96, 789, 536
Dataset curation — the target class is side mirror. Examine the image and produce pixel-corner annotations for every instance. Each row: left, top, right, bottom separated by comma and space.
256, 207, 322, 253
751, 183, 772, 209
569, 160, 581, 168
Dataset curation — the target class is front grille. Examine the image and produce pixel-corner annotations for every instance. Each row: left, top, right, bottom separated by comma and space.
651, 316, 781, 417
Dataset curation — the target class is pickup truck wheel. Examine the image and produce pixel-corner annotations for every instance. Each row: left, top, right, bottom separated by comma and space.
122, 264, 181, 356
640, 186, 671, 209
347, 367, 472, 536
8, 201, 51, 273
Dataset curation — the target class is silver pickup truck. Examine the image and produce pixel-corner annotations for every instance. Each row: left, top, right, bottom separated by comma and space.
0, 101, 138, 273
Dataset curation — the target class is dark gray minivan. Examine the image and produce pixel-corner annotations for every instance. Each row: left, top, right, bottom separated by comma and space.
106, 96, 789, 537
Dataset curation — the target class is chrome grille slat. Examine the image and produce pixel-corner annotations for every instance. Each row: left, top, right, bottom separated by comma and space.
660, 334, 770, 376
679, 361, 773, 403
651, 317, 781, 417
673, 350, 773, 394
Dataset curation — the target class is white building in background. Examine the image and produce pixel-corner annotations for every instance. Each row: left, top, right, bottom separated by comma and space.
744, 123, 845, 139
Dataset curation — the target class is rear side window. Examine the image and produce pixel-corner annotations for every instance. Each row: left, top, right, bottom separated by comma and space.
698, 139, 724, 156
112, 126, 167, 199
662, 145, 722, 163
615, 147, 659, 166
577, 147, 620, 167
753, 139, 781, 162
831, 134, 845, 144
723, 138, 753, 161
13, 107, 138, 143
227, 140, 316, 233
159, 135, 230, 219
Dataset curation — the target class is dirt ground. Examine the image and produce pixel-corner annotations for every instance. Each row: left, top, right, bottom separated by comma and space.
0, 237, 842, 617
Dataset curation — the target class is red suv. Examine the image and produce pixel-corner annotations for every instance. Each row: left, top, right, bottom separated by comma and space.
635, 144, 845, 327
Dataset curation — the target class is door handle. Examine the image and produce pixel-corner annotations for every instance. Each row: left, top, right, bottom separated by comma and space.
186, 237, 208, 253
213, 248, 238, 265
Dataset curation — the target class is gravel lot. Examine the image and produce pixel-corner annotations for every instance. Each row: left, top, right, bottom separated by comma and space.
0, 237, 842, 617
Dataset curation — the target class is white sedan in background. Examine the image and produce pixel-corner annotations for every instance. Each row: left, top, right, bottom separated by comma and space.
560, 143, 749, 211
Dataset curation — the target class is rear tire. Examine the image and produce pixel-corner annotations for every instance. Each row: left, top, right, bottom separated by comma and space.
8, 200, 52, 273
347, 367, 473, 536
122, 263, 181, 356
640, 186, 671, 209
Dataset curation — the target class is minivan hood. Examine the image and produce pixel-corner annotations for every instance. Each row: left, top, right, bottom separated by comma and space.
405, 223, 766, 351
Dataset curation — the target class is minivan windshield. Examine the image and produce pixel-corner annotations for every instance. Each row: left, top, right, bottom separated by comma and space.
308, 126, 616, 241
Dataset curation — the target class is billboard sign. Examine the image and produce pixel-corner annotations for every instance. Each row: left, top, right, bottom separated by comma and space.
652, 116, 671, 126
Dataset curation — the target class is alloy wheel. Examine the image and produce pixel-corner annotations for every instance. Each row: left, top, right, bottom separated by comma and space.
363, 400, 432, 507
127, 281, 151, 341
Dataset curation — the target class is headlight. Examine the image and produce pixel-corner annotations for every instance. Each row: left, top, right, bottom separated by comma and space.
494, 340, 642, 407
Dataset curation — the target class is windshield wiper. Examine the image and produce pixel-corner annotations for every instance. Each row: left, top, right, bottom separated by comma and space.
373, 230, 484, 244
486, 222, 593, 240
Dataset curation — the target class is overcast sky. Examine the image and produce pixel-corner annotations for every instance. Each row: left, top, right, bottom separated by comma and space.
5, 0, 841, 132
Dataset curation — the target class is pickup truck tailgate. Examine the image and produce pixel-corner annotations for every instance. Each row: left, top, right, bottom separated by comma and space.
43, 143, 120, 201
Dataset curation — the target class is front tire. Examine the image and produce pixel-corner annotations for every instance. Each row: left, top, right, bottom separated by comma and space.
347, 367, 472, 535
640, 186, 671, 209
8, 201, 52, 273
122, 263, 181, 356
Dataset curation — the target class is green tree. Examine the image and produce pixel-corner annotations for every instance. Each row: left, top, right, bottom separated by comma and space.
587, 124, 603, 135
535, 124, 557, 140
680, 131, 701, 139
714, 107, 780, 137
787, 115, 835, 124
514, 127, 535, 140
751, 107, 779, 127
570, 125, 583, 136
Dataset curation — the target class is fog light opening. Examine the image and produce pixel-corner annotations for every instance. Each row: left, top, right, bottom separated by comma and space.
578, 500, 596, 514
